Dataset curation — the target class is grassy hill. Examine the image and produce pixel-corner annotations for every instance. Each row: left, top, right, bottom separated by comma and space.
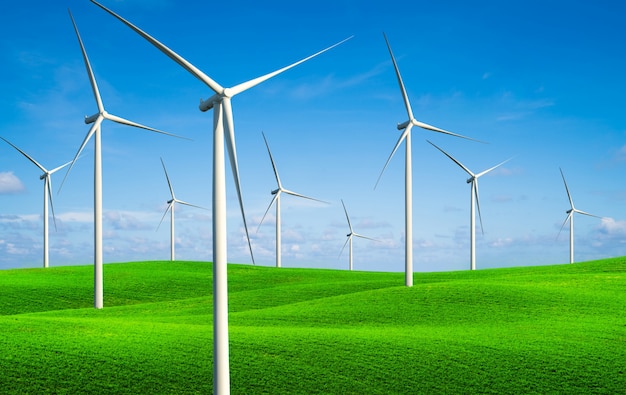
1, 259, 624, 394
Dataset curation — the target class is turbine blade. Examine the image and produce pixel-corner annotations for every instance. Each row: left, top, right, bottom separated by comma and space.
474, 180, 485, 235
68, 9, 104, 113
256, 193, 279, 233
341, 199, 354, 233
46, 176, 58, 231
559, 168, 575, 209
261, 132, 282, 188
282, 188, 328, 204
156, 203, 173, 232
556, 212, 572, 241
176, 199, 209, 211
375, 125, 411, 189
415, 120, 482, 142
104, 112, 188, 139
229, 36, 353, 96
59, 118, 102, 192
574, 209, 602, 219
475, 157, 513, 179
353, 232, 379, 242
427, 140, 474, 177
89, 0, 223, 94
339, 236, 351, 258
0, 137, 48, 173
160, 157, 175, 199
222, 98, 255, 264
383, 32, 414, 120
48, 160, 72, 175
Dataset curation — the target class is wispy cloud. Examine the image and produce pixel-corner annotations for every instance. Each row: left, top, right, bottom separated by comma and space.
597, 217, 626, 237
495, 93, 555, 122
492, 194, 514, 203
0, 172, 25, 194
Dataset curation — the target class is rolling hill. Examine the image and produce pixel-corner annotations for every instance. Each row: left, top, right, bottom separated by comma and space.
1, 258, 624, 393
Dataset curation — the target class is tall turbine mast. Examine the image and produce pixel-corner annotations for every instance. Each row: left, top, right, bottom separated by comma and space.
158, 158, 207, 261
88, 2, 351, 392
428, 141, 511, 270
257, 132, 327, 268
375, 33, 477, 286
558, 168, 602, 264
64, 10, 180, 309
1, 137, 71, 268
339, 199, 378, 271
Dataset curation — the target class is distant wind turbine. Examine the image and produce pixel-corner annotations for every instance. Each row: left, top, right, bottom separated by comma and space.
375, 33, 478, 286
158, 158, 207, 261
1, 137, 71, 268
428, 141, 512, 270
339, 199, 378, 271
88, 1, 351, 393
64, 10, 180, 309
258, 132, 327, 268
558, 168, 602, 264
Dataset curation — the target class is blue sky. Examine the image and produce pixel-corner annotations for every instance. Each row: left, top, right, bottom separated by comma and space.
1, 0, 625, 271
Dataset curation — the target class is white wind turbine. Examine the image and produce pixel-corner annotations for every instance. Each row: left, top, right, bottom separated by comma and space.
339, 199, 378, 271
428, 140, 511, 271
558, 168, 602, 264
88, 1, 351, 393
64, 10, 180, 309
1, 137, 71, 268
158, 158, 208, 261
258, 132, 326, 268
375, 33, 477, 286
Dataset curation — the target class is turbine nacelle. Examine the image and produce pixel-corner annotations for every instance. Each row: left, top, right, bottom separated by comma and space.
397, 120, 411, 130
271, 188, 280, 195
84, 113, 99, 124
199, 93, 222, 112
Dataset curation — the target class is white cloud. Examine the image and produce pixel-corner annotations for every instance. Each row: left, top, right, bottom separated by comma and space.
104, 210, 152, 231
492, 194, 514, 203
598, 217, 626, 237
56, 211, 93, 223
0, 171, 25, 194
490, 237, 514, 248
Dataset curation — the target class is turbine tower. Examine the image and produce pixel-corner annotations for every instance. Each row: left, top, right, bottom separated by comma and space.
64, 10, 178, 309
558, 168, 601, 264
428, 141, 511, 270
375, 33, 476, 286
258, 132, 326, 268
88, 1, 351, 393
339, 199, 378, 271
158, 158, 207, 261
1, 137, 71, 268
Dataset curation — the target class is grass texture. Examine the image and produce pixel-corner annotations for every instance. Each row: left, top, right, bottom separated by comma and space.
1, 258, 624, 394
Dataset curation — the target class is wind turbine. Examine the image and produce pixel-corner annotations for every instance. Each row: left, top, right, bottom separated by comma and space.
428, 140, 511, 271
375, 33, 477, 286
257, 132, 326, 268
558, 168, 602, 264
1, 137, 71, 268
158, 158, 208, 261
88, 1, 351, 393
339, 199, 378, 271
64, 10, 179, 310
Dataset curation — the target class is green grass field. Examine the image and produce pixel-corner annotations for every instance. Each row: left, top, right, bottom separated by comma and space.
1, 258, 624, 394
